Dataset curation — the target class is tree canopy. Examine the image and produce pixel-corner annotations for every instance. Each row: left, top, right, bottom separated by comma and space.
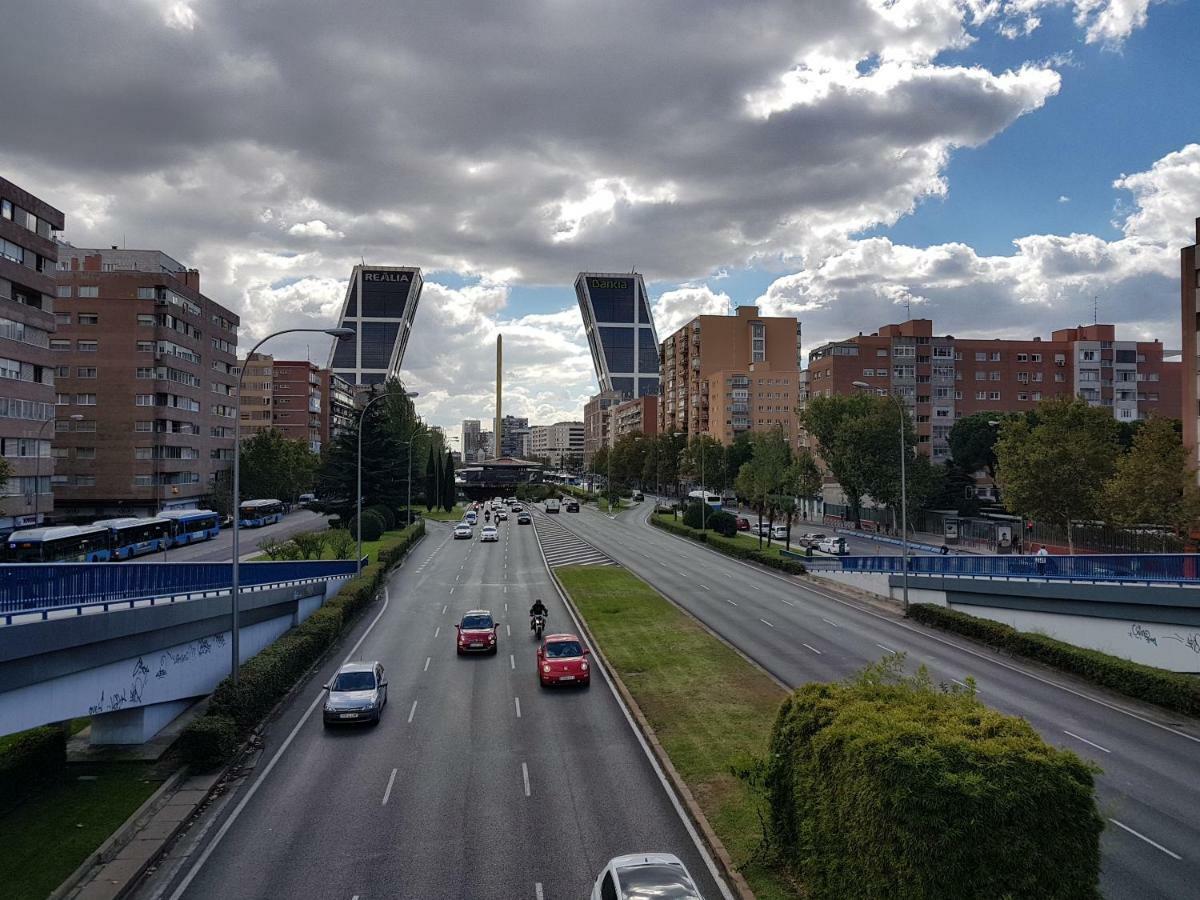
1100, 416, 1200, 534
240, 429, 318, 504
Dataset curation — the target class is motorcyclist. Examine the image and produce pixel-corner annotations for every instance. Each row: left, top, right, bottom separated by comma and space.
529, 598, 549, 630
485, 509, 491, 523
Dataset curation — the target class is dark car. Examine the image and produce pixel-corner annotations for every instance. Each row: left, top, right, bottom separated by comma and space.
517, 512, 532, 524
564, 500, 580, 512
736, 516, 750, 531
322, 661, 387, 726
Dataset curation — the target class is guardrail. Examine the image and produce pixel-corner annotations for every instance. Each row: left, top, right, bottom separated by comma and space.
802, 553, 1200, 584
0, 559, 360, 620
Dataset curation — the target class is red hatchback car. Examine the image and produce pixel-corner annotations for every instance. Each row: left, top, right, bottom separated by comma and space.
456, 610, 499, 655
537, 633, 591, 687
736, 516, 750, 531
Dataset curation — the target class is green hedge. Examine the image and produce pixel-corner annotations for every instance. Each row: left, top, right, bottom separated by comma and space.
350, 510, 385, 541
908, 603, 1200, 717
651, 514, 807, 575
0, 726, 66, 802
767, 660, 1103, 899
179, 520, 425, 770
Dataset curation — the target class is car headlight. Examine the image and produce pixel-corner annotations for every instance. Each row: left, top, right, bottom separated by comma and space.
488, 633, 496, 641
542, 664, 551, 673
580, 660, 588, 671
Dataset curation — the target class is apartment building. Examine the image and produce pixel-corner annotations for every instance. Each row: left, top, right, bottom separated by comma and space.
807, 318, 1181, 460
239, 353, 274, 438
272, 360, 324, 452
499, 414, 530, 459
611, 395, 658, 443
659, 305, 803, 448
53, 248, 239, 517
583, 389, 621, 465
1183, 218, 1199, 474
322, 369, 355, 449
0, 177, 63, 530
529, 420, 584, 468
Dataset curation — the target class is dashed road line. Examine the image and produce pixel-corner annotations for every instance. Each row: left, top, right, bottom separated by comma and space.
725, 599, 738, 607
821, 617, 840, 628
876, 642, 897, 654
442, 604, 447, 615
514, 697, 522, 718
407, 700, 418, 723
434, 626, 440, 638
521, 762, 531, 797
382, 768, 397, 805
802, 643, 822, 655
1108, 819, 1181, 859
510, 654, 515, 670
1064, 730, 1111, 754
759, 618, 774, 628
423, 657, 430, 672
779, 598, 795, 606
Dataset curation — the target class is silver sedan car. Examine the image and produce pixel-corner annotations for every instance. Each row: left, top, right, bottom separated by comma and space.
322, 661, 388, 726
591, 852, 703, 899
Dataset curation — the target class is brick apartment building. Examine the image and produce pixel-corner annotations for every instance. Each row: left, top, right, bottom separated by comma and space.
807, 318, 1181, 461
1182, 219, 1199, 475
659, 305, 803, 447
529, 420, 584, 468
239, 353, 274, 438
583, 389, 621, 465
52, 248, 239, 517
611, 395, 658, 443
271, 360, 324, 452
240, 354, 352, 453
0, 177, 63, 531
323, 369, 355, 449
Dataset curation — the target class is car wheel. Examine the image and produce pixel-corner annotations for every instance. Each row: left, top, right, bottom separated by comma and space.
456, 647, 464, 656
322, 719, 332, 729
490, 645, 498, 655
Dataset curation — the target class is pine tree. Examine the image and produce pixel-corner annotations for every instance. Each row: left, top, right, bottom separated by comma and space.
442, 450, 456, 513
425, 448, 438, 511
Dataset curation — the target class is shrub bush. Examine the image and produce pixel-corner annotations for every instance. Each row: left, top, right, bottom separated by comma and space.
706, 510, 738, 537
178, 715, 239, 771
350, 510, 385, 541
651, 514, 806, 574
290, 530, 327, 560
908, 603, 1200, 717
0, 725, 66, 799
766, 658, 1103, 899
326, 528, 356, 560
366, 504, 396, 531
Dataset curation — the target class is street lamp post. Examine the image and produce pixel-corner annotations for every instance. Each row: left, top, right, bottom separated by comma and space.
853, 381, 909, 613
36, 414, 83, 523
230, 327, 353, 684
355, 389, 419, 574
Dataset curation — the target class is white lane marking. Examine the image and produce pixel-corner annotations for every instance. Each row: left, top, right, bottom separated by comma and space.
951, 678, 978, 693
759, 618, 774, 628
167, 589, 394, 900
876, 643, 897, 654
1064, 730, 1111, 754
1108, 819, 1181, 859
725, 599, 738, 607
510, 654, 515, 670
505, 602, 508, 611
407, 700, 418, 723
780, 598, 795, 606
521, 762, 531, 797
449, 587, 455, 594
515, 697, 522, 718
699, 584, 710, 591
382, 768, 397, 805
821, 617, 839, 628
535, 884, 544, 900
506, 624, 511, 637
434, 626, 441, 638
442, 604, 448, 614
504, 586, 508, 593
802, 643, 822, 655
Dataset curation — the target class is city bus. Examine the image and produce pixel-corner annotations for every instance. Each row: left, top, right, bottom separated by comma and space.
5, 525, 113, 562
93, 517, 171, 560
157, 509, 222, 547
239, 499, 285, 528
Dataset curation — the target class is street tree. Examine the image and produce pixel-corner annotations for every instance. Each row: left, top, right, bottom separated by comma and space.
424, 448, 438, 511
681, 435, 725, 496
1100, 416, 1200, 537
735, 428, 792, 548
442, 450, 456, 513
791, 449, 823, 523
995, 396, 1120, 553
241, 429, 318, 504
800, 393, 876, 524
947, 412, 1013, 479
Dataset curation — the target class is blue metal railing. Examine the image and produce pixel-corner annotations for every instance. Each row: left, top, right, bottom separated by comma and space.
802, 553, 1200, 584
0, 560, 359, 617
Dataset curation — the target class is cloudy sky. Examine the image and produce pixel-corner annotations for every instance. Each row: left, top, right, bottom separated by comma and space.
2, 0, 1197, 444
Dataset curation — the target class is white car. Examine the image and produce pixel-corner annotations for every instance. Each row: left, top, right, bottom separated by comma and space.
591, 853, 703, 900
453, 523, 472, 540
818, 536, 847, 555
770, 524, 789, 540
480, 525, 499, 542
494, 509, 508, 521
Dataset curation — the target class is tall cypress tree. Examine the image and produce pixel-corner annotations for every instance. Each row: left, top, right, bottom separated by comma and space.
424, 448, 438, 511
442, 450, 455, 512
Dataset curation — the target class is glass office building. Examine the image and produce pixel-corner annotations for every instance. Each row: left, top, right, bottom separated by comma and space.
574, 272, 660, 399
328, 265, 423, 387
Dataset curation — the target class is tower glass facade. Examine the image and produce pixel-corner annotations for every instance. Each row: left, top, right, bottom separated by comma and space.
329, 265, 422, 387
575, 273, 659, 399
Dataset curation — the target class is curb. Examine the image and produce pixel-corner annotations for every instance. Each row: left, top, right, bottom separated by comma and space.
547, 565, 757, 900
54, 528, 427, 900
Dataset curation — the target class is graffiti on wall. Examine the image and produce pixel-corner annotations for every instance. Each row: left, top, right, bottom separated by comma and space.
87, 633, 227, 716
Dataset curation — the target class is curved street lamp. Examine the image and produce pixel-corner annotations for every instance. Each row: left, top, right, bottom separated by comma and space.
230, 326, 354, 683
853, 380, 909, 612
356, 389, 419, 574
36, 413, 83, 523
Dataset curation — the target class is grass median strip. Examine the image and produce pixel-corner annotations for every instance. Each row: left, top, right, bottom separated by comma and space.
556, 565, 794, 900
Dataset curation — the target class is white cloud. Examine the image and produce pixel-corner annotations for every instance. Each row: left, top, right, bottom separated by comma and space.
995, 0, 1157, 45
651, 286, 733, 336
287, 219, 344, 239
1058, 194, 1070, 202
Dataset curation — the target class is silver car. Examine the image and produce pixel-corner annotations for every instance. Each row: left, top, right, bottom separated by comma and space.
322, 661, 387, 726
591, 853, 703, 899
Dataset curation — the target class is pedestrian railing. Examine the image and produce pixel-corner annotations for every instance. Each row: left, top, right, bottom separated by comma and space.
0, 559, 360, 621
802, 553, 1200, 585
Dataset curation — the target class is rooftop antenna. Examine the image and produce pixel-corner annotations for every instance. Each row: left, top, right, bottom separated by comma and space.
1093, 295, 1098, 325
904, 295, 911, 319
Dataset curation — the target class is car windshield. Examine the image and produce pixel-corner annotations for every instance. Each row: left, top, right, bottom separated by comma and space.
462, 615, 493, 629
544, 641, 583, 658
616, 864, 700, 898
332, 671, 376, 692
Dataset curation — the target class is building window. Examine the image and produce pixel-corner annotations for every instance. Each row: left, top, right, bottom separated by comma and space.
135, 420, 152, 432
863, 369, 875, 377
135, 394, 154, 406
78, 286, 99, 298
974, 371, 986, 381
1054, 373, 1065, 383
976, 391, 986, 400
1016, 353, 1028, 362
989, 391, 1001, 400
76, 447, 96, 459
75, 394, 96, 405
54, 365, 70, 378
876, 349, 888, 357
76, 367, 97, 378
137, 314, 155, 327
77, 340, 98, 352
136, 367, 156, 379
974, 351, 986, 362
989, 371, 1000, 381
74, 419, 96, 432
1032, 353, 1042, 362
1080, 350, 1096, 361
55, 393, 70, 406
1032, 392, 1041, 401
134, 474, 152, 487
1119, 408, 1133, 419
136, 287, 157, 300
50, 339, 70, 351
137, 340, 154, 352
78, 314, 99, 326
954, 390, 962, 400
1017, 372, 1030, 383
750, 322, 765, 363
56, 285, 72, 298
54, 313, 72, 327
1018, 392, 1028, 401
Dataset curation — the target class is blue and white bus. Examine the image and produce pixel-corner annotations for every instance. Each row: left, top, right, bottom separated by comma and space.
93, 517, 171, 560
157, 509, 221, 546
5, 525, 113, 562
239, 499, 284, 528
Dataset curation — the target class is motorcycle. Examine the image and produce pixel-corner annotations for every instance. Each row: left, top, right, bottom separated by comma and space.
531, 613, 546, 639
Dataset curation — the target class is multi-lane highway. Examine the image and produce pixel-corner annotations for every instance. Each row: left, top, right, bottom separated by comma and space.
144, 514, 726, 900
553, 500, 1200, 899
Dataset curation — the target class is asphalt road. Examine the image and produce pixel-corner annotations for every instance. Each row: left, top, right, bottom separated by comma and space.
144, 516, 727, 900
158, 510, 330, 562
555, 501, 1200, 900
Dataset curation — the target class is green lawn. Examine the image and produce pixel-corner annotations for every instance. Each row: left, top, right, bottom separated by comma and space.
417, 504, 466, 522
0, 762, 165, 900
556, 565, 796, 900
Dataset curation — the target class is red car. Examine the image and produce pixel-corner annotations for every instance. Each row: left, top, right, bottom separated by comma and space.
736, 516, 750, 531
537, 633, 591, 687
456, 610, 499, 655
